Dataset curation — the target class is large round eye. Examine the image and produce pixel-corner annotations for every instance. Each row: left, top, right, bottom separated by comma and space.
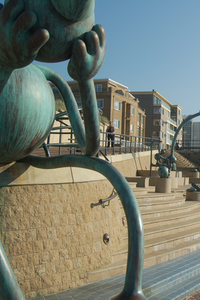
51, 0, 95, 21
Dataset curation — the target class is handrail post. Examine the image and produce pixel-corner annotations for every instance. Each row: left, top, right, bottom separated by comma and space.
113, 133, 115, 155
130, 136, 132, 153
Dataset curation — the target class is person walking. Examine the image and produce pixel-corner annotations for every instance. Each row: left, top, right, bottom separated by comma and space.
106, 121, 115, 148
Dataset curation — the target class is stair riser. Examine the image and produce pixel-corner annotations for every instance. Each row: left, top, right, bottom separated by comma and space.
145, 221, 200, 240
143, 212, 200, 230
114, 233, 200, 263
137, 195, 176, 202
132, 190, 148, 196
145, 234, 200, 254
139, 200, 185, 212
113, 235, 200, 262
142, 204, 200, 221
121, 199, 185, 212
144, 243, 200, 269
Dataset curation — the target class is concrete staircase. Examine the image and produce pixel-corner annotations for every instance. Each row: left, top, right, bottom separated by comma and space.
88, 183, 200, 299
164, 150, 199, 169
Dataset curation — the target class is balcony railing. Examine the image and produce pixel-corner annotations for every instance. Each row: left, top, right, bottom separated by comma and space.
167, 117, 177, 126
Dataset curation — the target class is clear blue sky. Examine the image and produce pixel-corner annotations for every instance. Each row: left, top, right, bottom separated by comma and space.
1, 1, 200, 118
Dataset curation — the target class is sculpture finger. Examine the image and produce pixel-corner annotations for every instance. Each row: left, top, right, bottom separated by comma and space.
13, 10, 37, 33
72, 39, 88, 63
85, 30, 100, 56
27, 29, 50, 55
68, 39, 88, 80
1, 0, 24, 24
92, 24, 106, 49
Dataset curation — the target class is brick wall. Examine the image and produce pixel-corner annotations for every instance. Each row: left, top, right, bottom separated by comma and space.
0, 181, 126, 298
0, 152, 156, 298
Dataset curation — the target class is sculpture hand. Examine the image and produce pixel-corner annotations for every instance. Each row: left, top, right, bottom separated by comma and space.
0, 0, 49, 71
68, 24, 106, 81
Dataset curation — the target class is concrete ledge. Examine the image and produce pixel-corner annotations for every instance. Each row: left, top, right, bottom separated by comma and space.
137, 170, 159, 177
126, 176, 149, 188
186, 191, 200, 201
0, 162, 105, 186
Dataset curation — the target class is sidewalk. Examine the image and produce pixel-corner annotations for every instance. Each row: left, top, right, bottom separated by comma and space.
31, 273, 125, 300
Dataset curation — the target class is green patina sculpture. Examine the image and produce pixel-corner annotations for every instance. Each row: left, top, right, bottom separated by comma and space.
0, 1, 147, 299
154, 151, 173, 178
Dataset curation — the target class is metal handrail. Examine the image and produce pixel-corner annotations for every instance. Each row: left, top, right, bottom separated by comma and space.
43, 124, 159, 157
90, 188, 117, 208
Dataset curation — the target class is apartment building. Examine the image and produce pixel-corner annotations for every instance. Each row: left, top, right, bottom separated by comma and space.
67, 78, 146, 138
131, 90, 182, 149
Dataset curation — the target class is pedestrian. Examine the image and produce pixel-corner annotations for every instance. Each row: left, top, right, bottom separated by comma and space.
106, 121, 115, 148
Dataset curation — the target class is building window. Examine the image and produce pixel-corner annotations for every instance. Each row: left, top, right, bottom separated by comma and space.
153, 119, 163, 126
131, 107, 135, 116
114, 100, 121, 111
178, 109, 180, 115
141, 116, 144, 128
114, 119, 120, 129
137, 114, 140, 125
154, 119, 160, 126
167, 111, 170, 119
153, 131, 159, 137
154, 96, 161, 105
97, 99, 104, 109
153, 107, 164, 114
159, 131, 163, 138
95, 84, 102, 92
130, 124, 134, 133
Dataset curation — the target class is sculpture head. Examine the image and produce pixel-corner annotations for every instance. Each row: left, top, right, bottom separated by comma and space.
4, 0, 95, 62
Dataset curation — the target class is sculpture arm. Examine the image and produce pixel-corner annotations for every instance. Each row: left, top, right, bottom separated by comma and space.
67, 24, 106, 155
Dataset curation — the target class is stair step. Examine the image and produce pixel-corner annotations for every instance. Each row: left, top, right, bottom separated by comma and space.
112, 227, 200, 263
122, 216, 200, 242
142, 202, 200, 222
144, 238, 200, 268
131, 188, 148, 196
137, 193, 177, 201
88, 246, 200, 291
139, 197, 185, 212
120, 196, 185, 212
143, 205, 200, 230
144, 217, 200, 240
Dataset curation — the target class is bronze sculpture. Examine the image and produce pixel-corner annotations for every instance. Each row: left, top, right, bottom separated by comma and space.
0, 1, 147, 299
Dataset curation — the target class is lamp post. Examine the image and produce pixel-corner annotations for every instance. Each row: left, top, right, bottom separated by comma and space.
163, 121, 168, 149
